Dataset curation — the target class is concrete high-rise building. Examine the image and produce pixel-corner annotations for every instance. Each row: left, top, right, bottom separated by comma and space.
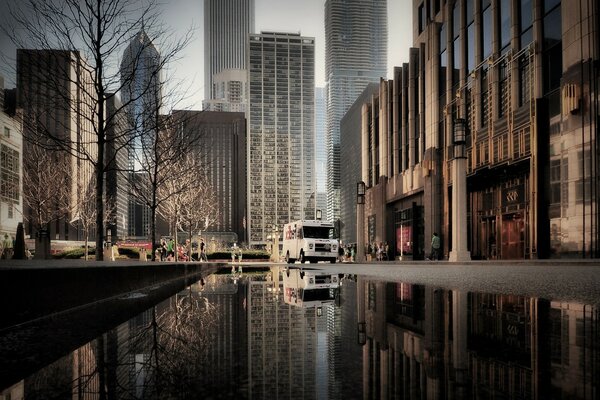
203, 0, 255, 101
202, 69, 248, 113
172, 110, 247, 243
247, 32, 315, 245
359, 0, 600, 259
315, 87, 327, 219
16, 49, 96, 241
324, 0, 388, 224
120, 29, 161, 238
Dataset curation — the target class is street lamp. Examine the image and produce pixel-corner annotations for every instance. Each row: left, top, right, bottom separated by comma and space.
448, 118, 471, 262
356, 181, 366, 263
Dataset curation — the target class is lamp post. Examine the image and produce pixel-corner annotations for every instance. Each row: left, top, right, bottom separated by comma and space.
449, 118, 471, 262
356, 181, 366, 263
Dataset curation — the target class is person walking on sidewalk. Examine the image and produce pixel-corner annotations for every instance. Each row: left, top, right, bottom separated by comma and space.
430, 233, 441, 260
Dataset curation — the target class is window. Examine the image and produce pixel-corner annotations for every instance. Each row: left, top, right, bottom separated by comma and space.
452, 2, 461, 87
499, 61, 509, 117
482, 0, 493, 59
542, 0, 562, 115
500, 0, 511, 51
520, 0, 533, 48
419, 3, 426, 33
8, 203, 13, 219
0, 144, 19, 202
3, 127, 9, 138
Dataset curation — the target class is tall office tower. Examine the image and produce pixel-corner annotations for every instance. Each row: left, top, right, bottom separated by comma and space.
120, 29, 161, 238
105, 95, 130, 242
172, 110, 247, 243
315, 87, 327, 218
202, 69, 248, 112
324, 0, 388, 223
203, 0, 255, 101
16, 49, 96, 240
247, 32, 315, 245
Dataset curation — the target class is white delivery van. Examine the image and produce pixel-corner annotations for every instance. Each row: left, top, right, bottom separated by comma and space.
282, 220, 339, 263
281, 267, 339, 307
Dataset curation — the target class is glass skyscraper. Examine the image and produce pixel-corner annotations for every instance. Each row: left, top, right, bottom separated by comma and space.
247, 32, 315, 245
120, 29, 161, 237
324, 0, 388, 223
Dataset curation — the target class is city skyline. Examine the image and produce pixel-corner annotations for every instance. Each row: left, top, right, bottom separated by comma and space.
0, 0, 413, 110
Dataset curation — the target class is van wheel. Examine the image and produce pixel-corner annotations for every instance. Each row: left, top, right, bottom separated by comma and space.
285, 252, 295, 264
299, 251, 306, 264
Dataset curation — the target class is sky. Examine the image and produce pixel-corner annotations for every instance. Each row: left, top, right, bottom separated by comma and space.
1, 0, 414, 110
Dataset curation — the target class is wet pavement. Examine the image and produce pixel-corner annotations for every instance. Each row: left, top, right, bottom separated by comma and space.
1, 260, 599, 398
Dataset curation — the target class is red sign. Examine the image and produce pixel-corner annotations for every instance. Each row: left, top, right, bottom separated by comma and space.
116, 241, 152, 250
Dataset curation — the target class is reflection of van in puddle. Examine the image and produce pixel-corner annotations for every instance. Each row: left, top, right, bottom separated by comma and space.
281, 267, 339, 308
282, 220, 339, 264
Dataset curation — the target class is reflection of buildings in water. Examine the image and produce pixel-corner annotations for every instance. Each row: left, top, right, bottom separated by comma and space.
548, 301, 599, 399
197, 274, 248, 392
358, 277, 600, 399
248, 268, 356, 399
247, 278, 320, 398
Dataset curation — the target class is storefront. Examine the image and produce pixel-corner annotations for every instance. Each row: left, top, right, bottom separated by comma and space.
392, 201, 424, 260
470, 174, 530, 260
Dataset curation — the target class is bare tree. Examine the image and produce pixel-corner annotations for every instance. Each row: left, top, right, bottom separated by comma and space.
2, 0, 193, 260
73, 178, 117, 260
21, 143, 71, 258
157, 153, 219, 260
128, 107, 208, 261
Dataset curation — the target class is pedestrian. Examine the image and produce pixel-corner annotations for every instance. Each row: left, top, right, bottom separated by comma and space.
167, 238, 175, 261
200, 238, 207, 262
160, 238, 167, 261
430, 232, 441, 260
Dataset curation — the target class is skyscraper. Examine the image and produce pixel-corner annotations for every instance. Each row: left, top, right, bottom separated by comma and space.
172, 110, 247, 243
203, 0, 255, 101
16, 49, 96, 240
247, 32, 315, 245
120, 29, 161, 237
315, 87, 327, 218
324, 0, 388, 223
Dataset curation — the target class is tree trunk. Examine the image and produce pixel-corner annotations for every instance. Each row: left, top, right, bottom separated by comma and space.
151, 206, 157, 261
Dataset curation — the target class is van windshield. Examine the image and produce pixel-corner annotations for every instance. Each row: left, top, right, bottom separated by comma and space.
301, 288, 336, 302
302, 226, 333, 239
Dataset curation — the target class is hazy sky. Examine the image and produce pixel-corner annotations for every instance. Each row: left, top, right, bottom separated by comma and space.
1, 0, 413, 109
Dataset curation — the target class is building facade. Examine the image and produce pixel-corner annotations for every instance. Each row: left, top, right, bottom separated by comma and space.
16, 49, 96, 241
315, 87, 327, 218
0, 75, 23, 245
105, 94, 130, 242
339, 83, 379, 244
247, 32, 315, 245
360, 0, 599, 259
202, 69, 248, 113
120, 29, 162, 238
325, 0, 388, 224
172, 110, 247, 244
203, 0, 255, 101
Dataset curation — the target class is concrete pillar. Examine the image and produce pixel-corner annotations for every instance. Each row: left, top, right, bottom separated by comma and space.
449, 143, 471, 262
